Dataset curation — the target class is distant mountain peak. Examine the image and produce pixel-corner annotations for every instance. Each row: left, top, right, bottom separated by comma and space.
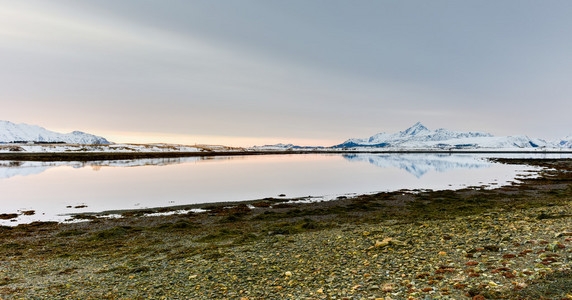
559, 135, 572, 148
402, 122, 429, 136
0, 120, 110, 144
410, 121, 426, 128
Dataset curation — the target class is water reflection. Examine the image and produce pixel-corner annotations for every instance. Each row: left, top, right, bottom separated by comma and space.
343, 154, 491, 178
0, 157, 209, 179
0, 154, 546, 225
3, 153, 569, 180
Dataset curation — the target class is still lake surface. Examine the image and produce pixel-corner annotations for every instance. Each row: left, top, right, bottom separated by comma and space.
1, 153, 570, 225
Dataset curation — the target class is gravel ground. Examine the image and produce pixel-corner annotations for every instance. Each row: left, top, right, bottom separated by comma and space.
1, 158, 571, 299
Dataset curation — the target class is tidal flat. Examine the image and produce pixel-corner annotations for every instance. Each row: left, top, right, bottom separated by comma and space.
0, 158, 571, 299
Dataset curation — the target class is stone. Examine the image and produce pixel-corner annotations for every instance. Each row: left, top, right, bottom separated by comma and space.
381, 283, 394, 292
483, 245, 500, 252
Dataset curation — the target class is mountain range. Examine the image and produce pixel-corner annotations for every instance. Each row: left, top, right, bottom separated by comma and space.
334, 122, 570, 149
1, 120, 570, 149
0, 120, 110, 144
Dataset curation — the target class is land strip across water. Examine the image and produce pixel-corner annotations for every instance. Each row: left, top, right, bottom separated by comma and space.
1, 150, 572, 161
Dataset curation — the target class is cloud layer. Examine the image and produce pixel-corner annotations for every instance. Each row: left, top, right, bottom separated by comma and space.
1, 1, 571, 145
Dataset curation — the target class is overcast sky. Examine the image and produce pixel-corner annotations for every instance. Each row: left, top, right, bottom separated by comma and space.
1, 0, 571, 146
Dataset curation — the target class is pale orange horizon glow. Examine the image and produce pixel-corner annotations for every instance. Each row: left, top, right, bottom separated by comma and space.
77, 130, 340, 148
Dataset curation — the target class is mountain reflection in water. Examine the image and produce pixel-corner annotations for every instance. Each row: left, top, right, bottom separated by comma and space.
0, 157, 209, 179
342, 154, 491, 178
1, 153, 548, 225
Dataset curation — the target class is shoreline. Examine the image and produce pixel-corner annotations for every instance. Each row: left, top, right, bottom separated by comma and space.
1, 149, 572, 162
0, 158, 570, 298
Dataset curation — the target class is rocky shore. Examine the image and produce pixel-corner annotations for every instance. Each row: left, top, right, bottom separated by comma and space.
1, 158, 571, 299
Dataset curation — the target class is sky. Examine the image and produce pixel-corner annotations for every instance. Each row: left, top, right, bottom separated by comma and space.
1, 0, 571, 146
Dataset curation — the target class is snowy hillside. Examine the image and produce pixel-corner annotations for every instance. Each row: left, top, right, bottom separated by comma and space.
249, 143, 325, 151
249, 143, 297, 150
334, 122, 551, 150
0, 120, 110, 144
557, 136, 572, 148
0, 143, 245, 153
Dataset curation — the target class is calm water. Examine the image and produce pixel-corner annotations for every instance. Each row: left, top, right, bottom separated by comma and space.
1, 153, 567, 225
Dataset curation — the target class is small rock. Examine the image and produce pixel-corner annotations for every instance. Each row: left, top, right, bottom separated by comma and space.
381, 283, 394, 292
514, 282, 528, 289
484, 245, 500, 252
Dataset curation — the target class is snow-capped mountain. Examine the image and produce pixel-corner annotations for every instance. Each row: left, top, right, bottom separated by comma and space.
334, 122, 550, 149
0, 120, 110, 144
557, 136, 572, 148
